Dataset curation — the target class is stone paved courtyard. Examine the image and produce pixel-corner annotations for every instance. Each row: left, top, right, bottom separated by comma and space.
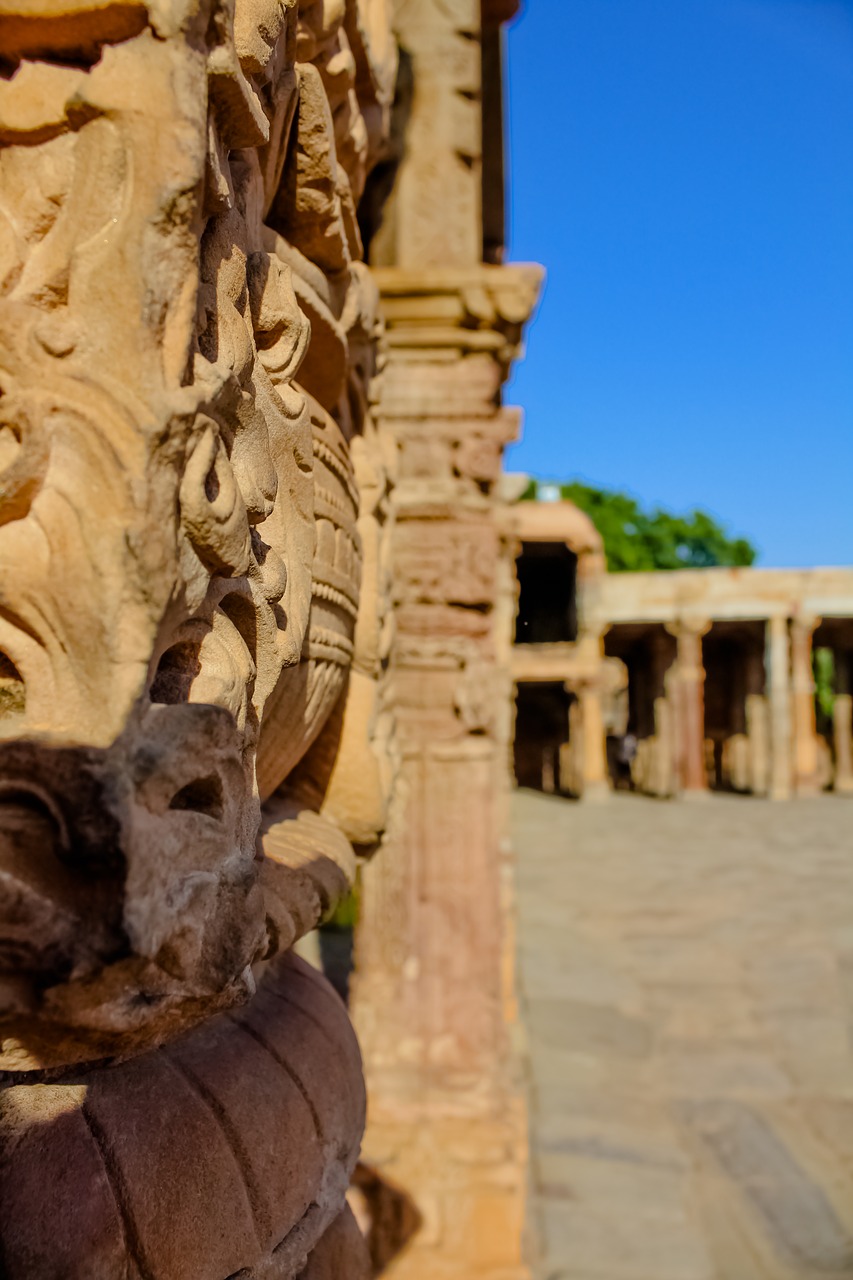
513, 790, 853, 1280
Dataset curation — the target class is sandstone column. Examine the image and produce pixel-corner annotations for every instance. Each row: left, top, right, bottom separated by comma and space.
351, 4, 541, 1270
580, 680, 609, 800
352, 266, 539, 1280
560, 695, 583, 795
653, 694, 677, 797
790, 614, 821, 795
666, 619, 711, 795
833, 651, 853, 794
767, 615, 793, 800
575, 669, 610, 802
743, 639, 769, 796
649, 627, 677, 797
746, 693, 771, 796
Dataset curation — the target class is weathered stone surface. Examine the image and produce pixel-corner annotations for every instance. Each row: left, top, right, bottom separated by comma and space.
0, 0, 548, 1273
516, 790, 853, 1280
351, 259, 540, 1279
0, 0, 395, 1076
0, 954, 366, 1279
0, 0, 396, 1273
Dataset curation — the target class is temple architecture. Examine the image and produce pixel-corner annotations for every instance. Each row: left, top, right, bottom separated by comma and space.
509, 497, 853, 802
0, 0, 541, 1275
4, 0, 845, 1273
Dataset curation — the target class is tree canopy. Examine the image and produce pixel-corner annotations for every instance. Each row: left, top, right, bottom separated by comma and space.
522, 480, 757, 573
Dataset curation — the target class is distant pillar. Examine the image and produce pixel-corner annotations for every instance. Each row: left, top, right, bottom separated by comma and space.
744, 641, 769, 796
833, 651, 853, 795
648, 628, 676, 796
766, 615, 792, 801
666, 618, 711, 795
574, 675, 609, 802
652, 695, 676, 797
560, 696, 583, 796
745, 693, 770, 797
791, 614, 821, 795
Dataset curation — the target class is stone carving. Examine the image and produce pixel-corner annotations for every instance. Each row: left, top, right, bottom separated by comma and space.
0, 0, 395, 1272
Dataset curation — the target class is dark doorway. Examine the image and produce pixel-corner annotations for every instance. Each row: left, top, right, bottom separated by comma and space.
515, 543, 578, 644
514, 682, 573, 794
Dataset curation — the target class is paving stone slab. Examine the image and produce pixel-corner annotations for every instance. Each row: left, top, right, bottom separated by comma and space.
514, 791, 853, 1280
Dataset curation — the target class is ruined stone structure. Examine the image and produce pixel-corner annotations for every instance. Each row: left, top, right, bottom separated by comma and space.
0, 1, 399, 1274
509, 498, 853, 802
507, 499, 614, 802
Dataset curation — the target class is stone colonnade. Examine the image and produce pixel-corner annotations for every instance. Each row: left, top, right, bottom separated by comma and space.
510, 519, 853, 803
614, 613, 850, 800
516, 606, 853, 803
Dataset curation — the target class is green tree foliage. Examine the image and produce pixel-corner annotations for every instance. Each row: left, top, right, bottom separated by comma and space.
814, 647, 835, 723
523, 480, 757, 573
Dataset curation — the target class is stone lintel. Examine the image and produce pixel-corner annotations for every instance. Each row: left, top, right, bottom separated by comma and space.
511, 642, 601, 685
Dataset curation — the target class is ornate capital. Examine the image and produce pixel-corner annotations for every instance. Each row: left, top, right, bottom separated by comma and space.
664, 616, 713, 640
376, 264, 544, 376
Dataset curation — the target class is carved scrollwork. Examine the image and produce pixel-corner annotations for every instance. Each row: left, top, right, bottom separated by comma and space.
0, 0, 395, 1074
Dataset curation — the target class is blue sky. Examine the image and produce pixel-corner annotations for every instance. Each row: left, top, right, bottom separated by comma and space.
504, 0, 853, 567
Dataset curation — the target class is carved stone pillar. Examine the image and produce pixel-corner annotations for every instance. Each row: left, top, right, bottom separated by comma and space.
833, 651, 853, 794
351, 3, 537, 1269
352, 266, 540, 1280
666, 619, 711, 795
791, 614, 821, 794
767, 615, 793, 800
496, 534, 523, 835
0, 3, 397, 1274
369, 0, 482, 268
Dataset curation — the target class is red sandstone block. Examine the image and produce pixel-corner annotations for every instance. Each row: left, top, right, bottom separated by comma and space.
0, 1085, 129, 1280
164, 1009, 323, 1255
83, 1050, 261, 1278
